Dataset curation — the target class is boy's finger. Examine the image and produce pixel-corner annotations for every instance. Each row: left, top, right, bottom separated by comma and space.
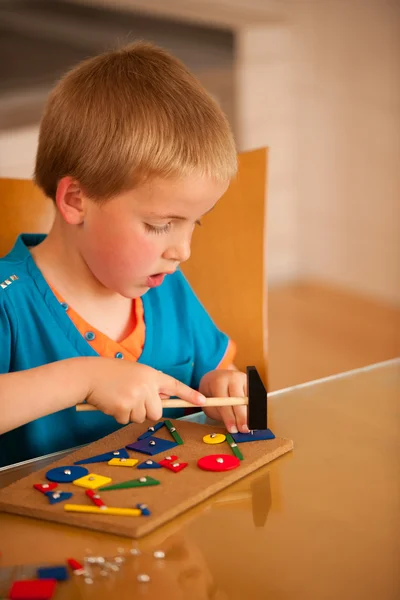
209, 376, 235, 431
233, 405, 249, 433
218, 406, 238, 434
228, 380, 249, 433
146, 391, 164, 422
159, 374, 206, 406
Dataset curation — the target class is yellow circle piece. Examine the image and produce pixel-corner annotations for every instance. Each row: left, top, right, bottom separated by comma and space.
203, 433, 226, 445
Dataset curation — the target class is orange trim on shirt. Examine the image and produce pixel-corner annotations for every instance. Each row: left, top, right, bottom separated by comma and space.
50, 287, 145, 361
50, 285, 235, 370
217, 339, 237, 370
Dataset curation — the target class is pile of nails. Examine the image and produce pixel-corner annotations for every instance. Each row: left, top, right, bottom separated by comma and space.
77, 545, 166, 585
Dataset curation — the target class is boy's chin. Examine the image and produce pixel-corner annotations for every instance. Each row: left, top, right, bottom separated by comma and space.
116, 283, 148, 299
115, 276, 165, 298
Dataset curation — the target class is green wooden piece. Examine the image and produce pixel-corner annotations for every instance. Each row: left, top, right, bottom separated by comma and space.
226, 433, 244, 461
164, 420, 184, 445
99, 476, 160, 491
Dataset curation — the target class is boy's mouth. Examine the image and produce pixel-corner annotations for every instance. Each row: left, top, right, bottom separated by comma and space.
146, 268, 177, 288
146, 273, 167, 288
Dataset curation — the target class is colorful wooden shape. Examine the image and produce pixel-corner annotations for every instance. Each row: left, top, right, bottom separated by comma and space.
99, 476, 160, 491
137, 421, 165, 440
85, 489, 107, 508
159, 455, 178, 463
67, 558, 83, 572
64, 504, 142, 517
74, 448, 129, 465
136, 503, 151, 516
45, 491, 73, 505
164, 420, 184, 444
203, 433, 226, 445
37, 566, 68, 581
126, 436, 178, 456
9, 579, 57, 599
72, 473, 112, 490
108, 458, 138, 467
33, 482, 58, 494
225, 433, 244, 461
159, 457, 188, 473
231, 429, 275, 442
45, 466, 88, 483
137, 459, 162, 469
197, 454, 240, 472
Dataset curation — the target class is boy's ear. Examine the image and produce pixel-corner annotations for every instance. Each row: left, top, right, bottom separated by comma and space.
55, 176, 87, 225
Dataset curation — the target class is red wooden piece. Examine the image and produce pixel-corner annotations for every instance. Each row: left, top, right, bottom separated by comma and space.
159, 458, 188, 473
33, 483, 58, 494
85, 489, 106, 508
159, 455, 178, 463
197, 454, 240, 472
9, 579, 57, 599
67, 558, 83, 571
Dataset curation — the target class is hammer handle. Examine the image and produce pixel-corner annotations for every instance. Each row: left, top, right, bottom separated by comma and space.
76, 397, 248, 412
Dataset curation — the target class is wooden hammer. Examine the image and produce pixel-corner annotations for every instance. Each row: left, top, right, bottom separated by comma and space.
75, 365, 268, 430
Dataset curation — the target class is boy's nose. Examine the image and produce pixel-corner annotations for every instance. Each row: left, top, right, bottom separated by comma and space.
163, 238, 191, 263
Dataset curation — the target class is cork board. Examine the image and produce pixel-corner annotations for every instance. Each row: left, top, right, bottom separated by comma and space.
0, 419, 293, 538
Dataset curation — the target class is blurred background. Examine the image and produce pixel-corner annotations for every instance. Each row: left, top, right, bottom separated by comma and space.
0, 0, 399, 390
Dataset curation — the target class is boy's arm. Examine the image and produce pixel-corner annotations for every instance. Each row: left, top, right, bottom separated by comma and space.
0, 358, 205, 434
0, 358, 90, 434
0, 298, 88, 432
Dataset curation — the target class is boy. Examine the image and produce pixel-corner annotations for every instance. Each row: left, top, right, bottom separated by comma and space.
0, 42, 249, 468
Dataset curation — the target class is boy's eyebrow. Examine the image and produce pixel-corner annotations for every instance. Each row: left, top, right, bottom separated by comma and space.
147, 205, 216, 220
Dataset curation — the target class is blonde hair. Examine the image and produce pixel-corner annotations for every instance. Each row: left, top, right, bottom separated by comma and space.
35, 42, 237, 201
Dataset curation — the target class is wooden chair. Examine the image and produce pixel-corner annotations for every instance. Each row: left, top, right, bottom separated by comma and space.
0, 147, 268, 383
181, 148, 268, 383
0, 178, 55, 257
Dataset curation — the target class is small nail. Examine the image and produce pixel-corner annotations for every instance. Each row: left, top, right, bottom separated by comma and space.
229, 425, 238, 434
197, 394, 206, 405
241, 424, 250, 433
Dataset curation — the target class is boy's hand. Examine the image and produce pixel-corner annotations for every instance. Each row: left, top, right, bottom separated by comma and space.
85, 359, 205, 424
199, 369, 249, 434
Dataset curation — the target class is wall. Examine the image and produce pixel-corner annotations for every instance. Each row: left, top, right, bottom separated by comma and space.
237, 0, 400, 304
294, 0, 400, 305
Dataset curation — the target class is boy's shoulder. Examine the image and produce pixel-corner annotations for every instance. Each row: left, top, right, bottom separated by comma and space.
0, 255, 26, 287
0, 262, 31, 311
0, 235, 40, 301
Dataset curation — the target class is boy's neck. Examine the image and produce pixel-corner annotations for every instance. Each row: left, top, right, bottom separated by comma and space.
30, 217, 135, 342
30, 216, 112, 301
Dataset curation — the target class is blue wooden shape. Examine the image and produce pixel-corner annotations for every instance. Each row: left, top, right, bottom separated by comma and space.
37, 566, 69, 581
137, 421, 165, 440
137, 460, 162, 469
45, 491, 73, 504
74, 448, 129, 465
126, 436, 178, 456
231, 429, 275, 443
136, 503, 151, 516
46, 465, 88, 483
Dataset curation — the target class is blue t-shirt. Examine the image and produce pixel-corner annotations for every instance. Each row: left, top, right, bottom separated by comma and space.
0, 234, 230, 467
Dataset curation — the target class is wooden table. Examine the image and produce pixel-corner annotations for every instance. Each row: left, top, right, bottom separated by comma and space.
1, 359, 399, 599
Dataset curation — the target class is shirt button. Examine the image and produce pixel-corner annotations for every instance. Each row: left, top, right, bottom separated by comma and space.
61, 302, 69, 310
85, 331, 96, 341
115, 352, 124, 359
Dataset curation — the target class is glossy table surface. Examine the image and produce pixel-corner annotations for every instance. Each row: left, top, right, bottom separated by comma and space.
0, 359, 399, 600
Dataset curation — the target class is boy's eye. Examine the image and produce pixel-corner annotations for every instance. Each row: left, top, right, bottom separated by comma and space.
145, 220, 202, 234
144, 222, 172, 234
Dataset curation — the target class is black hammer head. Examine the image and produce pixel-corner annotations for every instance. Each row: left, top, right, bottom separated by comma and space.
247, 366, 268, 430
